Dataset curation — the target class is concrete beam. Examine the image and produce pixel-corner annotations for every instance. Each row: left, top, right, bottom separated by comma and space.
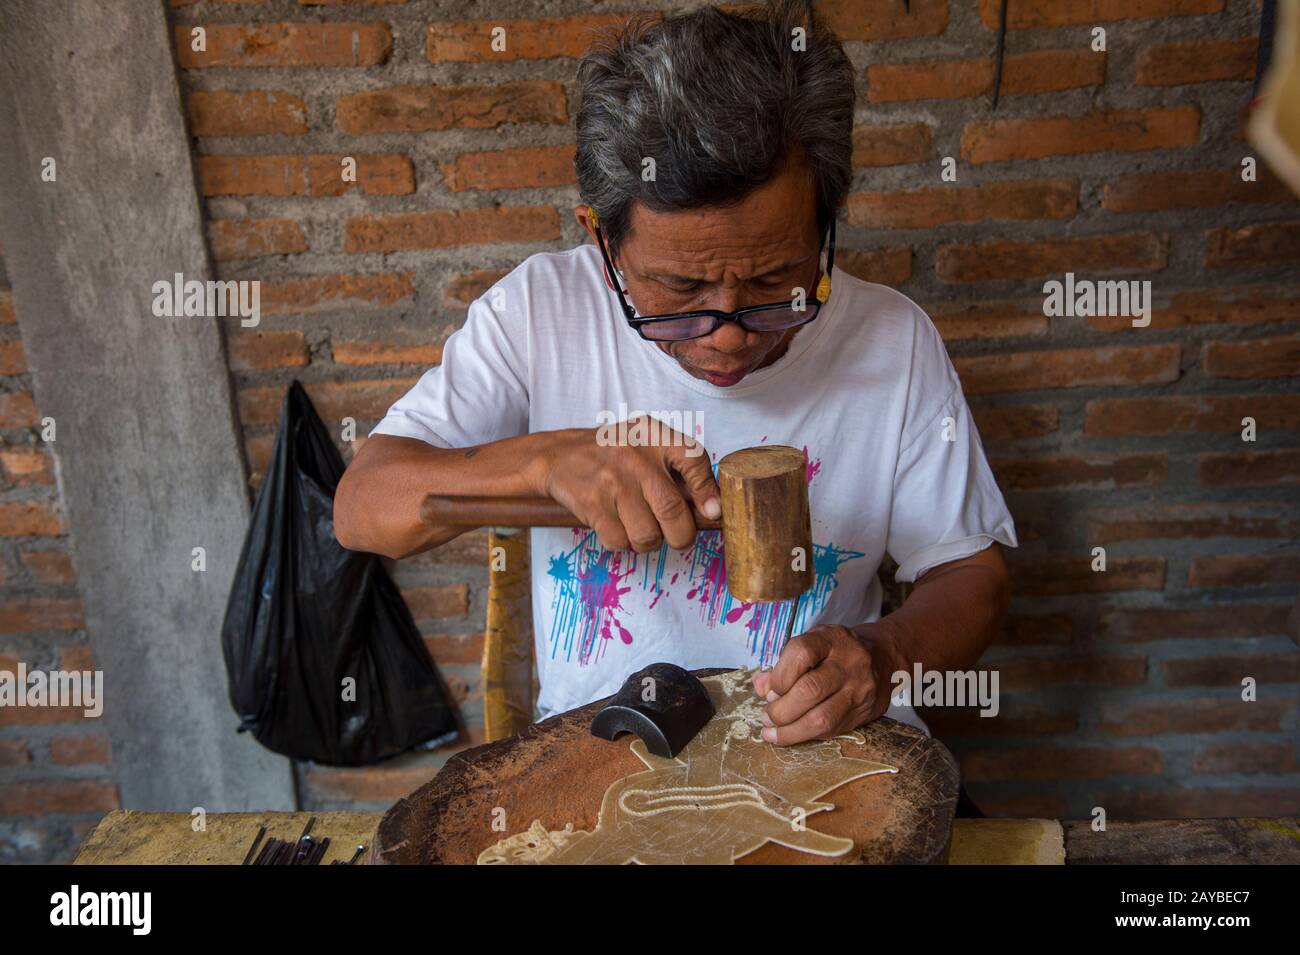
0, 1, 293, 809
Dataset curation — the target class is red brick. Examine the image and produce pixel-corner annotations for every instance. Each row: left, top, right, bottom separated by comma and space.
1136, 37, 1257, 86
1011, 556, 1165, 596
838, 247, 912, 287
1198, 449, 1300, 487
0, 779, 120, 815
405, 529, 491, 566
333, 340, 442, 366
423, 631, 485, 666
0, 739, 30, 767
971, 404, 1059, 441
964, 746, 1162, 782
1003, 614, 1073, 645
965, 792, 1068, 818
1100, 698, 1291, 735
427, 15, 629, 62
261, 272, 415, 316
0, 392, 39, 428
847, 178, 1077, 229
443, 269, 510, 308
0, 501, 64, 537
1090, 504, 1300, 544
924, 703, 1076, 738
955, 344, 1179, 395
1203, 336, 1300, 379
1189, 553, 1300, 588
1164, 651, 1299, 686
439, 670, 479, 709
0, 291, 14, 325
996, 655, 1147, 691
187, 90, 307, 136
1086, 394, 1300, 436
1, 447, 51, 484
1102, 168, 1294, 212
978, 0, 1224, 29
1110, 286, 1298, 330
336, 81, 567, 134
175, 22, 392, 68
0, 340, 26, 374
1008, 513, 1047, 543
1194, 742, 1297, 774
821, 0, 949, 40
962, 107, 1200, 164
936, 232, 1166, 282
227, 331, 309, 371
243, 433, 275, 475
867, 49, 1104, 102
928, 302, 1048, 340
402, 584, 470, 621
1206, 221, 1300, 268
1099, 604, 1292, 642
208, 218, 308, 261
237, 378, 417, 426
851, 124, 932, 167
991, 453, 1166, 491
440, 145, 576, 192
50, 735, 111, 766
0, 701, 85, 727
344, 206, 560, 254
0, 597, 84, 633
59, 645, 95, 671
1101, 787, 1300, 819
19, 549, 76, 585
198, 154, 413, 197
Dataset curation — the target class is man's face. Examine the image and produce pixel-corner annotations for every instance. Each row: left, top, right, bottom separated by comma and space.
600, 160, 823, 388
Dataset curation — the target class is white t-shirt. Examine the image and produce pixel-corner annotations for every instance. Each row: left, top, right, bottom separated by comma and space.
372, 244, 1017, 729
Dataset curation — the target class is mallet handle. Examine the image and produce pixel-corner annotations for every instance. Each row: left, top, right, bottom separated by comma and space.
420, 495, 722, 531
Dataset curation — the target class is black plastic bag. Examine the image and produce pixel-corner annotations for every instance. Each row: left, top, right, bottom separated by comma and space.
222, 381, 459, 765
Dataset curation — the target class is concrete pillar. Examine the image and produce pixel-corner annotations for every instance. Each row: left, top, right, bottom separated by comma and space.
0, 1, 294, 810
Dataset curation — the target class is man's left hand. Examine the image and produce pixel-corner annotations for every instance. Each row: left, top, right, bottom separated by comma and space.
752, 623, 901, 745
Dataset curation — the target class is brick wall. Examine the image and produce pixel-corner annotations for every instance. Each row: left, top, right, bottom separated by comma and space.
0, 250, 121, 863
165, 0, 1299, 821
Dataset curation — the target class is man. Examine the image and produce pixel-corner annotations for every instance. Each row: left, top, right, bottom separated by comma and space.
335, 0, 1015, 745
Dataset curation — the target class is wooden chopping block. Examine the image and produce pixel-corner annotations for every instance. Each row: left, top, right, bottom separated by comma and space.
372, 668, 960, 864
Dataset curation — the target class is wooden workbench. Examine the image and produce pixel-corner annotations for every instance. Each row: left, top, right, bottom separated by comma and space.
72, 810, 1300, 864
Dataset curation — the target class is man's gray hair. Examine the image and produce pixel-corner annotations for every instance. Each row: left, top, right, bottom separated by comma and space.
575, 0, 855, 257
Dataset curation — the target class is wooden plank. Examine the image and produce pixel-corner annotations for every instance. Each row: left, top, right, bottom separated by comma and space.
949, 818, 1065, 864
1064, 817, 1300, 864
74, 810, 381, 865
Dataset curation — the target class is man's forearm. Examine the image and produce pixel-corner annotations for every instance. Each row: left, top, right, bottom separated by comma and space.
334, 431, 556, 559
853, 543, 1010, 680
337, 419, 723, 561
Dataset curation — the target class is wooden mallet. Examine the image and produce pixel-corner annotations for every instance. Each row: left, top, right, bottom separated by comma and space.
420, 445, 814, 655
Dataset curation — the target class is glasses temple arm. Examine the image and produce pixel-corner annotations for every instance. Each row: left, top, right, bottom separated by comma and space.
825, 218, 836, 278
591, 218, 637, 321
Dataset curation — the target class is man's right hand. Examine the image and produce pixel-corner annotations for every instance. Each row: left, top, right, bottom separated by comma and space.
531, 419, 720, 553
335, 420, 719, 560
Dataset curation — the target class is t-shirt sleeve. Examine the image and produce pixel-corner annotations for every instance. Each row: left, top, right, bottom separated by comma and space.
369, 291, 529, 449
886, 307, 1018, 583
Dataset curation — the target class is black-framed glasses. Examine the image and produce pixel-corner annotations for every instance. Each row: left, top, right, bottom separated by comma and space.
591, 211, 836, 343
